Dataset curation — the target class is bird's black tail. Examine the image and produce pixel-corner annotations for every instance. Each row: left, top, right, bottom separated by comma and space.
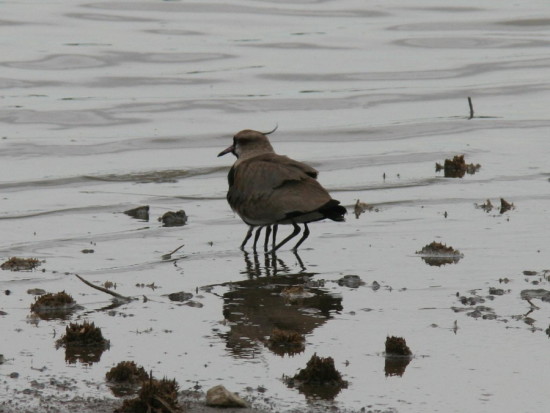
319, 199, 347, 222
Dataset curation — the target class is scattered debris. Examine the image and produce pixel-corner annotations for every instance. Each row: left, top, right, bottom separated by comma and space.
475, 199, 493, 212
115, 376, 180, 413
354, 200, 374, 219
206, 384, 248, 408
435, 155, 480, 178
266, 328, 305, 356
1, 257, 42, 271
75, 274, 133, 305
500, 198, 514, 214
124, 205, 149, 221
158, 210, 187, 227
161, 244, 185, 260
416, 242, 463, 266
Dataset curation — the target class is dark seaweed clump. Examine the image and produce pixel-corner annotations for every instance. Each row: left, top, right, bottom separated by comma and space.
286, 353, 347, 399
56, 321, 108, 348
267, 328, 305, 356
106, 361, 149, 384
436, 154, 480, 178
115, 376, 179, 413
1, 257, 42, 271
385, 336, 412, 356
30, 291, 76, 312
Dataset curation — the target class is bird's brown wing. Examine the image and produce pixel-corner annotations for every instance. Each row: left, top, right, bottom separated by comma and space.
227, 153, 331, 224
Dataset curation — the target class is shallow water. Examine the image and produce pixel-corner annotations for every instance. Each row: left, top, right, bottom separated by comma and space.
1, 0, 550, 412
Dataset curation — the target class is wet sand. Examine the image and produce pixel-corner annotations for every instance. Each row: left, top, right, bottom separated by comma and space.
1, 1, 550, 412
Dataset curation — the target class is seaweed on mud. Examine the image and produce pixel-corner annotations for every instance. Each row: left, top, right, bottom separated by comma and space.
158, 210, 187, 227
30, 291, 78, 317
285, 353, 347, 400
499, 198, 515, 214
416, 242, 463, 266
56, 321, 108, 348
435, 154, 480, 178
1, 257, 42, 271
115, 376, 180, 413
385, 336, 412, 357
106, 361, 149, 384
266, 328, 305, 356
384, 336, 412, 377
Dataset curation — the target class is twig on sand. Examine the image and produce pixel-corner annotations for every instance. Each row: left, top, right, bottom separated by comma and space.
162, 243, 185, 260
468, 96, 474, 119
74, 274, 133, 303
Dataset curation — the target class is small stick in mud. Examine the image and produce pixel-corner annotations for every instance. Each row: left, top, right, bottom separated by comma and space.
75, 274, 133, 303
468, 96, 474, 119
161, 244, 185, 260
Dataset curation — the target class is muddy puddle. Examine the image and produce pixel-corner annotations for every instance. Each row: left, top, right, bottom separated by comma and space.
1, 1, 550, 412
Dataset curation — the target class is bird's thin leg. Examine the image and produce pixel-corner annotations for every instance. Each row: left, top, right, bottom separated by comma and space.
292, 223, 310, 251
271, 222, 301, 252
240, 226, 254, 250
263, 225, 272, 252
272, 224, 278, 248
252, 226, 263, 252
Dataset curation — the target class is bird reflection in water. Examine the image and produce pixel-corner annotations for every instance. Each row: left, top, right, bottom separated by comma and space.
217, 250, 342, 359
241, 249, 306, 278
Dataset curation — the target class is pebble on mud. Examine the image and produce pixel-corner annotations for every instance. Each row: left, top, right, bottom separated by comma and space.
56, 321, 109, 349
158, 210, 187, 227
30, 291, 78, 314
266, 328, 305, 356
115, 376, 180, 413
167, 291, 193, 302
337, 275, 364, 288
435, 154, 480, 178
1, 257, 42, 271
124, 205, 150, 221
206, 384, 248, 408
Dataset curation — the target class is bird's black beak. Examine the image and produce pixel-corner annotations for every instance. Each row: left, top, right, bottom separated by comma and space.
217, 145, 234, 157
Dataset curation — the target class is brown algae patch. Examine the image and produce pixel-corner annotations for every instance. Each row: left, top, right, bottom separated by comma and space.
435, 154, 480, 178
115, 376, 180, 413
106, 361, 149, 397
1, 257, 42, 271
266, 328, 305, 356
158, 210, 188, 227
384, 336, 413, 377
416, 242, 463, 266
285, 353, 347, 400
30, 291, 80, 318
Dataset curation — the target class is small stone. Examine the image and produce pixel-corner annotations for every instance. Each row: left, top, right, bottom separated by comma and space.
167, 291, 193, 302
124, 205, 149, 221
9, 372, 19, 379
206, 385, 248, 408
